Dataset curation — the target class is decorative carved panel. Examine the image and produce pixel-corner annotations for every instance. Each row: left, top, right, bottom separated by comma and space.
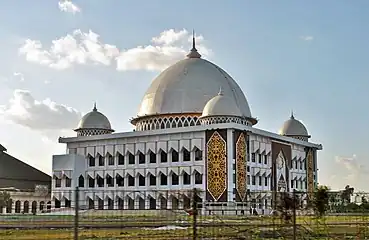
271, 141, 292, 209
236, 133, 247, 201
307, 149, 314, 196
206, 131, 227, 201
271, 142, 292, 192
276, 151, 287, 192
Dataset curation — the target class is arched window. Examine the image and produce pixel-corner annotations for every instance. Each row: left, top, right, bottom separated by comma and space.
39, 201, 45, 211
23, 201, 29, 213
78, 175, 84, 187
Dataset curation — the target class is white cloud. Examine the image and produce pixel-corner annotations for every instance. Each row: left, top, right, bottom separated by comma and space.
58, 0, 81, 14
19, 30, 119, 70
335, 154, 368, 185
13, 72, 24, 82
0, 89, 81, 131
300, 36, 314, 41
116, 29, 211, 71
18, 29, 211, 71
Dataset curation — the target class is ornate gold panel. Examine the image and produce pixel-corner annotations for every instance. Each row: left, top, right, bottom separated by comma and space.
207, 131, 227, 201
307, 150, 314, 196
236, 133, 247, 201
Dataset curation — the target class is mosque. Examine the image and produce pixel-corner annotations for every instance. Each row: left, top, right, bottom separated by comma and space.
52, 37, 322, 214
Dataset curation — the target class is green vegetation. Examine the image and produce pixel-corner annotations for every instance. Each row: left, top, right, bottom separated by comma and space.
1, 214, 369, 239
2, 185, 369, 239
0, 191, 10, 209
312, 185, 330, 217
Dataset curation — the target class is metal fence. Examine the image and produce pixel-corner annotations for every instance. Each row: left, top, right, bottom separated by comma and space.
1, 188, 369, 239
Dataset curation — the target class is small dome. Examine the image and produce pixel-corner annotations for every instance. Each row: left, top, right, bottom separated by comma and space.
201, 89, 242, 118
279, 113, 309, 137
75, 104, 114, 136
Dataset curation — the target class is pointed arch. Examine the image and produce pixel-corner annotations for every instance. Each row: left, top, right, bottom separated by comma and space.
158, 148, 167, 163
137, 173, 145, 186
182, 147, 191, 162
170, 148, 179, 162
138, 150, 145, 164
127, 151, 135, 165
106, 152, 114, 165
87, 154, 95, 167
194, 170, 203, 185
116, 152, 125, 165
78, 175, 85, 188
146, 169, 155, 177
148, 149, 156, 163
193, 146, 203, 161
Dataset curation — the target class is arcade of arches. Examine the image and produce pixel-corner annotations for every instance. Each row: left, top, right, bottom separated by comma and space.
0, 191, 51, 214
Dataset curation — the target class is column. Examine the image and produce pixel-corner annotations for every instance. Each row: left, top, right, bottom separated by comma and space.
145, 199, 150, 210
179, 196, 184, 209
313, 149, 318, 186
167, 198, 172, 209
61, 197, 66, 208
227, 129, 234, 202
114, 197, 119, 210
124, 197, 129, 210
8, 201, 14, 214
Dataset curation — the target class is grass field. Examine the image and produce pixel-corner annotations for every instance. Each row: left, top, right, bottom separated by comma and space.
1, 213, 369, 239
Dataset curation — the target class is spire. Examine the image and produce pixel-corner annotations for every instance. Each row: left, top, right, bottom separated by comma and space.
192, 29, 196, 49
93, 102, 97, 112
186, 29, 201, 59
290, 110, 295, 119
218, 86, 224, 96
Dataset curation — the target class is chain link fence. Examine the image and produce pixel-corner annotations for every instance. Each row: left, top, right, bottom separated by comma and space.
1, 188, 369, 239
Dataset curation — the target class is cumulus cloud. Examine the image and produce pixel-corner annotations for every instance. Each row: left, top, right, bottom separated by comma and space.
13, 72, 24, 82
335, 154, 369, 185
18, 29, 211, 71
0, 89, 81, 131
19, 30, 118, 70
300, 35, 314, 41
116, 29, 211, 71
58, 0, 81, 14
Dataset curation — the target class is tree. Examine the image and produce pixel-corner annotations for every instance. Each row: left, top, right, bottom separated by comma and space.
0, 191, 10, 210
340, 185, 354, 204
276, 191, 301, 222
312, 185, 330, 217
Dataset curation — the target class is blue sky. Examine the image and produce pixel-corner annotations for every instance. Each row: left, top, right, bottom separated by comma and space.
0, 0, 368, 191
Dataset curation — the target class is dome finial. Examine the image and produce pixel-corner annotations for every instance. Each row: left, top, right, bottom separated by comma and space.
290, 110, 295, 119
192, 29, 196, 49
218, 86, 224, 96
93, 102, 97, 112
186, 29, 201, 59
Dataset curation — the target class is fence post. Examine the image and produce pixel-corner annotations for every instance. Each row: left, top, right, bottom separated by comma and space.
74, 187, 79, 240
192, 188, 198, 240
292, 189, 297, 240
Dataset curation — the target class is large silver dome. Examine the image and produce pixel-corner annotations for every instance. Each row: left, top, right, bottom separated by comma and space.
135, 57, 253, 119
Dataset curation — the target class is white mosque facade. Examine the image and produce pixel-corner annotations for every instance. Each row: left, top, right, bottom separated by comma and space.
52, 40, 322, 214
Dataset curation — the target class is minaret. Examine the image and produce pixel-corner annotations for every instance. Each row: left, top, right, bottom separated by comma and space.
187, 30, 201, 58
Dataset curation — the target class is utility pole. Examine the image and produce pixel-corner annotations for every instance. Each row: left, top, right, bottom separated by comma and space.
292, 189, 297, 240
74, 187, 79, 240
192, 188, 198, 240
